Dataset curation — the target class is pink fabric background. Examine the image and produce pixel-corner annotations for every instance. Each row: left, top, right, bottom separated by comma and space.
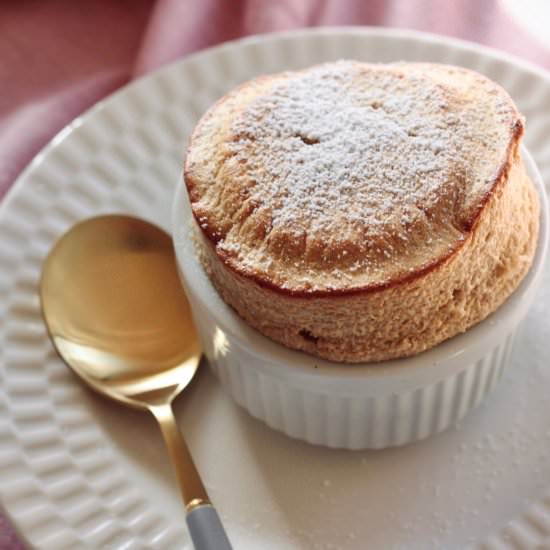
1, 0, 549, 547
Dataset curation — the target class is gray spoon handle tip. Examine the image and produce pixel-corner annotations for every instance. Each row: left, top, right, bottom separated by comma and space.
186, 504, 233, 550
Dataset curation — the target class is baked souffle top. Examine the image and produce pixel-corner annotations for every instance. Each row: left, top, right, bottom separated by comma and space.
184, 61, 523, 296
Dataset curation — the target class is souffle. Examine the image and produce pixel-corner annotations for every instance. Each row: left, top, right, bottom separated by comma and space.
184, 61, 539, 363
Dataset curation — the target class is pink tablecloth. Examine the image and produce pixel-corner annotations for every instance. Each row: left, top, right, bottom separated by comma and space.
1, 0, 549, 547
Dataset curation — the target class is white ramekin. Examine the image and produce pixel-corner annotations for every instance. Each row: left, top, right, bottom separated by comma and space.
172, 148, 549, 450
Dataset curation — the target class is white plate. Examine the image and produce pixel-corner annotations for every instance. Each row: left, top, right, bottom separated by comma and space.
1, 28, 550, 550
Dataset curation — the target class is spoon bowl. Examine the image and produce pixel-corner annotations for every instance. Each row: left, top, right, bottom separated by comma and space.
40, 215, 201, 408
40, 215, 232, 550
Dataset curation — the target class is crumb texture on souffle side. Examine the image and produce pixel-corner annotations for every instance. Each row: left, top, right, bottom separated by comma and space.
185, 61, 539, 363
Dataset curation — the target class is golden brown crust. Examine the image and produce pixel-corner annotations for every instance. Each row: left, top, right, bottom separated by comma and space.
184, 61, 539, 362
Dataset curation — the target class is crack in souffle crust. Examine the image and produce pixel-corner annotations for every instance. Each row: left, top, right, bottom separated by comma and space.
185, 61, 525, 296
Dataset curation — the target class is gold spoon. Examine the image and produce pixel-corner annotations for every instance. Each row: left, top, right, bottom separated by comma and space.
40, 215, 233, 550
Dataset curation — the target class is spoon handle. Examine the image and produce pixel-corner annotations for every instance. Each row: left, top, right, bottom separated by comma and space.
151, 403, 233, 550
186, 502, 233, 550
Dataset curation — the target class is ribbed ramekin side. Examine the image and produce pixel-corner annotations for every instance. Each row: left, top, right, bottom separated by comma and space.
200, 320, 516, 450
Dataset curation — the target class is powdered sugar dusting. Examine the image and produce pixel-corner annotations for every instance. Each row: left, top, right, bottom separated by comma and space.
230, 63, 455, 236
192, 61, 518, 291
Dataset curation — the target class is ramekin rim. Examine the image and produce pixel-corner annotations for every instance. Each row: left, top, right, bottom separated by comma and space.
172, 146, 548, 386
